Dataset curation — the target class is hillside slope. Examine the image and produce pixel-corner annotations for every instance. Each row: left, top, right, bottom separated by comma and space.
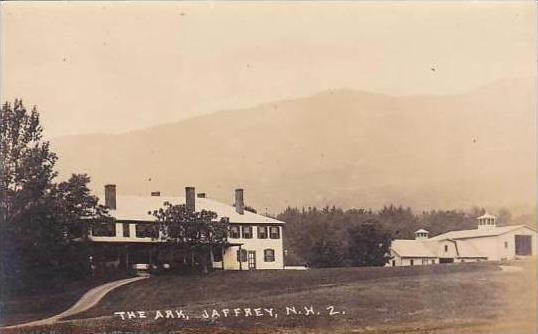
51, 77, 536, 212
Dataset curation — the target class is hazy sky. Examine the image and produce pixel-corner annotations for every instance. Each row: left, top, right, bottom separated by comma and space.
1, 1, 536, 138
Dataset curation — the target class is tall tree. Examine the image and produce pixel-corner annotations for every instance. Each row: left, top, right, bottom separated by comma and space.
1, 99, 57, 226
1, 100, 106, 291
347, 220, 392, 267
151, 202, 229, 273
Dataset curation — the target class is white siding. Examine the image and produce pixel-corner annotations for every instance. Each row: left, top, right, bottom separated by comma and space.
437, 240, 458, 259
217, 225, 284, 270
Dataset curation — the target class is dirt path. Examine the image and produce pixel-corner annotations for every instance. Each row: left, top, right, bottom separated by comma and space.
2, 276, 147, 329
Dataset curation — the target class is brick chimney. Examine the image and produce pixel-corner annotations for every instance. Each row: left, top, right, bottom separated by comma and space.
197, 193, 206, 198
151, 191, 160, 197
185, 186, 195, 212
104, 184, 116, 210
235, 188, 244, 215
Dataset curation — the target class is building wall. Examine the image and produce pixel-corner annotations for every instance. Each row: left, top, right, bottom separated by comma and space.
217, 225, 284, 270
390, 252, 437, 267
456, 258, 482, 263
400, 257, 437, 266
496, 227, 536, 260
436, 240, 458, 259
463, 227, 536, 261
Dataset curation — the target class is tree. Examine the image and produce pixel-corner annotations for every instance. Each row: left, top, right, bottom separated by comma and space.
1, 99, 57, 226
151, 202, 229, 274
1, 100, 106, 291
346, 220, 392, 266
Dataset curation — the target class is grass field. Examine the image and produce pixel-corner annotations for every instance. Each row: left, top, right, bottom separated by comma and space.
2, 261, 536, 334
0, 276, 129, 327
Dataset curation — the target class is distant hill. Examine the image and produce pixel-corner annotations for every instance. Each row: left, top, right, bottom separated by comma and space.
50, 77, 536, 213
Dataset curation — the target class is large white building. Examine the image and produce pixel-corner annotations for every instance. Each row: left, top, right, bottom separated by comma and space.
89, 185, 285, 271
390, 213, 536, 266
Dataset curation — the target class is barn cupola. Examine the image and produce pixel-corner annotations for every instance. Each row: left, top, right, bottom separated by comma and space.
414, 229, 429, 240
477, 213, 497, 230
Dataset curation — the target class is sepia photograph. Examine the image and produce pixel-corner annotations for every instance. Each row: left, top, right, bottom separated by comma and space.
0, 1, 536, 333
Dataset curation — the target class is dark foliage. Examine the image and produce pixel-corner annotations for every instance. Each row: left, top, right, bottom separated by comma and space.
151, 202, 229, 274
0, 100, 107, 293
278, 204, 496, 268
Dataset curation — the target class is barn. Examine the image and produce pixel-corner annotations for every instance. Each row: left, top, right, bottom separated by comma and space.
389, 213, 536, 266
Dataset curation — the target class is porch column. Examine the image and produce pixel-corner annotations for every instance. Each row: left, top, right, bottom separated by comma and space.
238, 245, 242, 271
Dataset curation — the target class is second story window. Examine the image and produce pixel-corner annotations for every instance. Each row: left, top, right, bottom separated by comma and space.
242, 226, 253, 239
258, 226, 268, 239
444, 245, 448, 252
269, 226, 280, 239
123, 223, 130, 237
92, 223, 116, 237
230, 225, 240, 239
136, 224, 158, 239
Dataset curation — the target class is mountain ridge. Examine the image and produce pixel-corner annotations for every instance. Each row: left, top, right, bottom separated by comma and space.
50, 77, 536, 213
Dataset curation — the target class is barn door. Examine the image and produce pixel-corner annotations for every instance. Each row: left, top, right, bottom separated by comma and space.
515, 235, 532, 256
247, 251, 256, 270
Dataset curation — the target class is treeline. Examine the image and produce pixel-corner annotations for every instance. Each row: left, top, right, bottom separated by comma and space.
277, 205, 510, 267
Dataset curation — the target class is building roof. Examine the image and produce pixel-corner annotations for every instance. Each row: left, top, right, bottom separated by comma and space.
415, 229, 429, 234
428, 225, 534, 241
98, 195, 284, 225
455, 241, 486, 258
391, 240, 437, 258
477, 213, 496, 220
391, 239, 487, 258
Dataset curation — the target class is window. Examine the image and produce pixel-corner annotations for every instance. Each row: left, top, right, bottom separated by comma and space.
269, 226, 280, 239
264, 249, 275, 262
410, 259, 414, 266
123, 223, 130, 237
92, 223, 116, 237
422, 259, 428, 265
236, 249, 247, 262
431, 259, 436, 264
391, 260, 396, 267
504, 241, 508, 249
242, 226, 253, 239
136, 224, 158, 238
258, 226, 268, 239
230, 225, 240, 239
444, 245, 448, 252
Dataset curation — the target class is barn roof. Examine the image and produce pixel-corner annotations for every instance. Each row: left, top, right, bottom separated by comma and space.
391, 239, 487, 258
391, 240, 437, 258
428, 225, 535, 241
98, 195, 284, 225
456, 241, 486, 258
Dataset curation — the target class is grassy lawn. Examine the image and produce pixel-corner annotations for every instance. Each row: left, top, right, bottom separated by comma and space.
0, 275, 130, 327
2, 261, 536, 333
